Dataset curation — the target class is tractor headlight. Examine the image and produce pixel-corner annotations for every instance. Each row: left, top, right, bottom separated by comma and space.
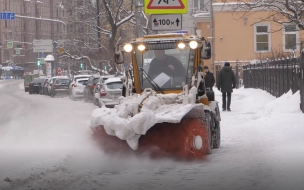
137, 44, 146, 51
123, 43, 133, 52
178, 42, 186, 49
189, 41, 198, 49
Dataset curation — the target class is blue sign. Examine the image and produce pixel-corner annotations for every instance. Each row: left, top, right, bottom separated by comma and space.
41, 53, 45, 58
0, 12, 15, 20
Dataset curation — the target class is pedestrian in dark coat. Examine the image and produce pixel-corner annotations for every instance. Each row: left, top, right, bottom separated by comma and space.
217, 62, 236, 111
203, 66, 215, 91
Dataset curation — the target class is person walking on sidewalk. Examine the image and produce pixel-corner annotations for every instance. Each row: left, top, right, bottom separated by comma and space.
217, 62, 236, 111
203, 66, 215, 91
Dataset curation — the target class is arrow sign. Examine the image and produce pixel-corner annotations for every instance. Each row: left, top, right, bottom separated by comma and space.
176, 18, 180, 27
151, 14, 182, 31
147, 0, 185, 9
144, 0, 188, 14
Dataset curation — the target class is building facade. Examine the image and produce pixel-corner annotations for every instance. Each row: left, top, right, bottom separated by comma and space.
194, 1, 304, 75
0, 0, 67, 71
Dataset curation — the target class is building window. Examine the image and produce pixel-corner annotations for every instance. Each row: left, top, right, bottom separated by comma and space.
254, 24, 270, 52
283, 24, 298, 51
193, 0, 204, 12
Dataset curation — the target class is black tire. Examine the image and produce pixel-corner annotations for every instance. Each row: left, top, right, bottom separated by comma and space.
51, 91, 55, 97
29, 91, 32, 94
212, 120, 221, 149
203, 111, 213, 154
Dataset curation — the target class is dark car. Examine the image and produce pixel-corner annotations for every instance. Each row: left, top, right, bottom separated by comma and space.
50, 78, 71, 97
39, 78, 50, 95
29, 78, 46, 94
83, 75, 100, 102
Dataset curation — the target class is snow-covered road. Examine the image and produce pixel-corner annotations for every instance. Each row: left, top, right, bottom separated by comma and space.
0, 80, 303, 190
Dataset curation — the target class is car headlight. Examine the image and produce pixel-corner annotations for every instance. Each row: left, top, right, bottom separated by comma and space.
189, 41, 198, 49
123, 44, 133, 52
178, 43, 186, 49
137, 44, 146, 51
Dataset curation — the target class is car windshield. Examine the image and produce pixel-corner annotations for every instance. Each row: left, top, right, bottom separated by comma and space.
32, 78, 45, 83
106, 82, 123, 90
77, 79, 88, 84
136, 45, 195, 90
93, 78, 99, 84
56, 79, 70, 84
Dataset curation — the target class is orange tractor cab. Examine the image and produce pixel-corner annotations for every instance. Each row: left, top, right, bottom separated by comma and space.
91, 33, 221, 160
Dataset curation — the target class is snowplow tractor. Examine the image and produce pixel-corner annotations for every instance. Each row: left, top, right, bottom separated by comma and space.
91, 33, 221, 160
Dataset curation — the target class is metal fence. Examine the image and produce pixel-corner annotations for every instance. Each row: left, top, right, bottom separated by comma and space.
242, 52, 304, 113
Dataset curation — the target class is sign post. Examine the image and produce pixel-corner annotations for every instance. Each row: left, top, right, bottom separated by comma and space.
151, 14, 182, 31
7, 42, 13, 48
0, 12, 15, 20
33, 39, 53, 53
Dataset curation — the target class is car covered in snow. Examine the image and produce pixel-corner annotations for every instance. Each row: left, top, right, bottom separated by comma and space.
83, 75, 100, 102
69, 77, 89, 100
92, 75, 116, 106
69, 75, 90, 97
94, 77, 123, 108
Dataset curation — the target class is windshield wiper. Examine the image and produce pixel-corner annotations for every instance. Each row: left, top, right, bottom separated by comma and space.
139, 68, 164, 94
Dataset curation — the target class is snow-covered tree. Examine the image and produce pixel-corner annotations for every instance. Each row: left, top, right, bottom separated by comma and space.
230, 0, 304, 30
60, 0, 148, 74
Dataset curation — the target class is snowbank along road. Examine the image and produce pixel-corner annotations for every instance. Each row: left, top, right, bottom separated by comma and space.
0, 80, 303, 190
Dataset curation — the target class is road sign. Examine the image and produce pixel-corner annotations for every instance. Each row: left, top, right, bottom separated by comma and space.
33, 39, 53, 53
0, 12, 15, 20
57, 47, 65, 54
57, 67, 62, 76
151, 14, 182, 31
7, 42, 13, 48
15, 49, 20, 55
144, 0, 188, 14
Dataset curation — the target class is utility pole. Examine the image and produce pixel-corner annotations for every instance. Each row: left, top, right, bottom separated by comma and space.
134, 0, 140, 38
210, 0, 215, 74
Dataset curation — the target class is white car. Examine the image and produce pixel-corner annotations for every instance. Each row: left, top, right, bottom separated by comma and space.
93, 75, 116, 106
69, 75, 91, 97
95, 77, 123, 108
70, 78, 88, 100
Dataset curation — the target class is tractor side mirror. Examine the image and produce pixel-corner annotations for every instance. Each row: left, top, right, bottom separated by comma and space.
201, 40, 211, 60
114, 44, 124, 64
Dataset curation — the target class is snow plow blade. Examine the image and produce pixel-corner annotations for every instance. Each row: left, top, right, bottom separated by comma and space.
92, 116, 212, 160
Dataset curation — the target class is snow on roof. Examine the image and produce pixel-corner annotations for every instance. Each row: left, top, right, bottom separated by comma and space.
74, 75, 91, 78
104, 77, 121, 84
193, 12, 211, 18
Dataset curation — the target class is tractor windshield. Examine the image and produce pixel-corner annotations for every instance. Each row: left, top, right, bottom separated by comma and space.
136, 45, 195, 90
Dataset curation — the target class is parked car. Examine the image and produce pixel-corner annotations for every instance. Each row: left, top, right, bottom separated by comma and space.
69, 75, 91, 97
28, 78, 46, 94
95, 77, 123, 108
39, 77, 50, 95
83, 75, 100, 102
93, 75, 115, 105
50, 78, 71, 97
70, 78, 89, 100
24, 74, 39, 92
42, 78, 52, 95
47, 76, 69, 96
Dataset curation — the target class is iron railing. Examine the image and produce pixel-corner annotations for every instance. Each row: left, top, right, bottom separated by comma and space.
242, 52, 304, 113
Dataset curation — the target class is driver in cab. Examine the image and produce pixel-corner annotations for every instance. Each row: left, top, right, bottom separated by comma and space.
147, 50, 186, 80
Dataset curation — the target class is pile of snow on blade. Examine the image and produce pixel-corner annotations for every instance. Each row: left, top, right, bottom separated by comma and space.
91, 87, 201, 150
